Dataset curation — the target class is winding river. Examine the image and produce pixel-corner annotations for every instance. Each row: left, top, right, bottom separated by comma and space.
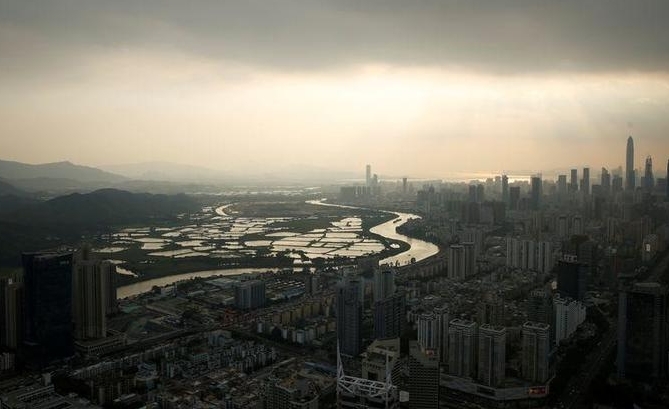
117, 200, 437, 298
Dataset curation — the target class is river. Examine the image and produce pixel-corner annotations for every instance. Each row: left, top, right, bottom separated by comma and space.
117, 200, 437, 298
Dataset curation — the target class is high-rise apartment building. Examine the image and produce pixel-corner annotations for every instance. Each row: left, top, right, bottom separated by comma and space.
417, 312, 439, 350
448, 245, 465, 280
557, 175, 567, 196
478, 325, 506, 387
477, 292, 504, 327
1, 278, 23, 351
601, 167, 611, 196
570, 169, 578, 192
234, 280, 266, 310
554, 296, 586, 345
72, 246, 116, 340
374, 269, 395, 302
448, 319, 478, 379
521, 322, 551, 383
434, 305, 450, 365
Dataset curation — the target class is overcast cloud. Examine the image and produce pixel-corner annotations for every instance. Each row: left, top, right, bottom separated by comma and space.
0, 0, 668, 178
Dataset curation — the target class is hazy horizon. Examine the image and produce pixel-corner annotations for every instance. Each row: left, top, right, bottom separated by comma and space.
1, 1, 669, 180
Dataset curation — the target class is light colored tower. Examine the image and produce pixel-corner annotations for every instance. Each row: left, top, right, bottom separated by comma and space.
72, 247, 110, 340
644, 156, 654, 191
626, 136, 635, 190
366, 164, 372, 187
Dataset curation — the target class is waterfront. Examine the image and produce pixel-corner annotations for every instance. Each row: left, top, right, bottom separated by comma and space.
117, 200, 438, 298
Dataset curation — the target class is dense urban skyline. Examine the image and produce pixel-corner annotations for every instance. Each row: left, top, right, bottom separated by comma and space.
1, 1, 669, 178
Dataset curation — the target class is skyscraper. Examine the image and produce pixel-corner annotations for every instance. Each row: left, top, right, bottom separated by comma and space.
234, 280, 266, 309
501, 174, 509, 205
530, 176, 542, 210
374, 268, 395, 302
478, 325, 506, 387
366, 164, 372, 187
374, 292, 405, 340
617, 282, 668, 380
666, 159, 669, 200
337, 277, 363, 356
22, 251, 75, 366
581, 167, 590, 196
477, 292, 504, 326
521, 322, 551, 383
557, 175, 567, 196
448, 319, 478, 379
509, 186, 520, 210
626, 136, 635, 191
601, 167, 611, 196
570, 169, 578, 192
462, 242, 477, 277
556, 256, 587, 301
408, 341, 440, 409
644, 156, 654, 191
72, 247, 111, 340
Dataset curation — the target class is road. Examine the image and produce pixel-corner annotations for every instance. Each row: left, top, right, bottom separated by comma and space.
554, 326, 617, 409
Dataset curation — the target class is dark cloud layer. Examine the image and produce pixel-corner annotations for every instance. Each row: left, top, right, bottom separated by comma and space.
2, 0, 669, 78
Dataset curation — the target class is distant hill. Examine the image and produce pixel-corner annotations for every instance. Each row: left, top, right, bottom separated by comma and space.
0, 178, 26, 196
101, 161, 228, 183
0, 159, 126, 183
0, 188, 200, 266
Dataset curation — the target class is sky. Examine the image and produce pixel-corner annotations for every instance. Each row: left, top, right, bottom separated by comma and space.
1, 0, 669, 179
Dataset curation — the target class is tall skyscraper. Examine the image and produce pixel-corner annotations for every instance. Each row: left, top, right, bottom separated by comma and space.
501, 174, 509, 205
408, 341, 440, 409
581, 167, 590, 196
644, 156, 654, 191
337, 277, 363, 356
366, 164, 372, 187
557, 175, 567, 196
626, 136, 635, 191
601, 167, 611, 196
527, 288, 554, 327
374, 292, 405, 340
448, 319, 478, 379
530, 176, 542, 210
22, 251, 75, 366
556, 256, 587, 301
521, 322, 551, 383
72, 247, 111, 340
374, 269, 395, 302
570, 169, 578, 192
617, 282, 668, 380
478, 325, 506, 387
